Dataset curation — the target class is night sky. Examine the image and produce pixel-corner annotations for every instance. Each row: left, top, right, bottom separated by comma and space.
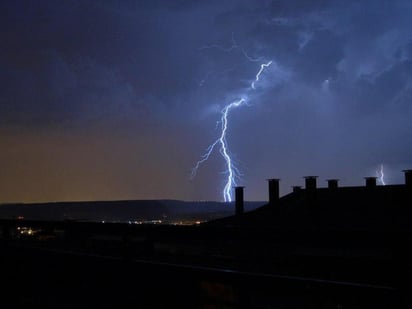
1, 0, 412, 203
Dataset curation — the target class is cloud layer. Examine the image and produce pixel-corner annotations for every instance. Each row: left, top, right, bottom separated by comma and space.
1, 0, 412, 201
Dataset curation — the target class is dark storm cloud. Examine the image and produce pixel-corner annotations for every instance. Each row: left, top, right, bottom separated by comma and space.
1, 0, 412, 201
1, 1, 138, 125
0, 0, 212, 126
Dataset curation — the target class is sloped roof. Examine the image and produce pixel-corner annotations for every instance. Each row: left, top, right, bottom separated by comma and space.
207, 185, 412, 232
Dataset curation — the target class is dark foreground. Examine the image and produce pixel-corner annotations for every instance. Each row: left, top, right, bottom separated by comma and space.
0, 219, 410, 308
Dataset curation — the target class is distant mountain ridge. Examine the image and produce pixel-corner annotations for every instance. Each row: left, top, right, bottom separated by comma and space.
0, 200, 265, 222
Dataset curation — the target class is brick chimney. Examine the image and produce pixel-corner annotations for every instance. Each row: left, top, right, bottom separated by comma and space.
326, 179, 339, 189
403, 170, 412, 188
267, 179, 280, 206
304, 176, 318, 191
365, 177, 377, 187
292, 186, 302, 193
304, 176, 318, 201
235, 186, 244, 216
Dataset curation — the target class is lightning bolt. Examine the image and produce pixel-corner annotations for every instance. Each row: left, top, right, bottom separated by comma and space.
192, 60, 272, 202
252, 61, 273, 89
377, 164, 386, 185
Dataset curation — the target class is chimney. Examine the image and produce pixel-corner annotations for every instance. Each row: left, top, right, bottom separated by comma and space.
292, 186, 302, 193
326, 179, 339, 189
403, 170, 412, 188
235, 186, 244, 216
304, 176, 318, 191
365, 177, 377, 187
267, 179, 280, 206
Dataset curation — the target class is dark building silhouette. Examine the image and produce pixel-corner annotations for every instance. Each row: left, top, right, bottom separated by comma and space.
218, 169, 412, 233
2, 169, 412, 308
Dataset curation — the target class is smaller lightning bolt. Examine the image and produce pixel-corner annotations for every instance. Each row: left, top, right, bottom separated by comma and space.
251, 61, 273, 89
376, 164, 386, 185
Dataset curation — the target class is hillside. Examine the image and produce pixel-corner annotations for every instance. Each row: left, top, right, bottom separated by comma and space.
0, 200, 264, 222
